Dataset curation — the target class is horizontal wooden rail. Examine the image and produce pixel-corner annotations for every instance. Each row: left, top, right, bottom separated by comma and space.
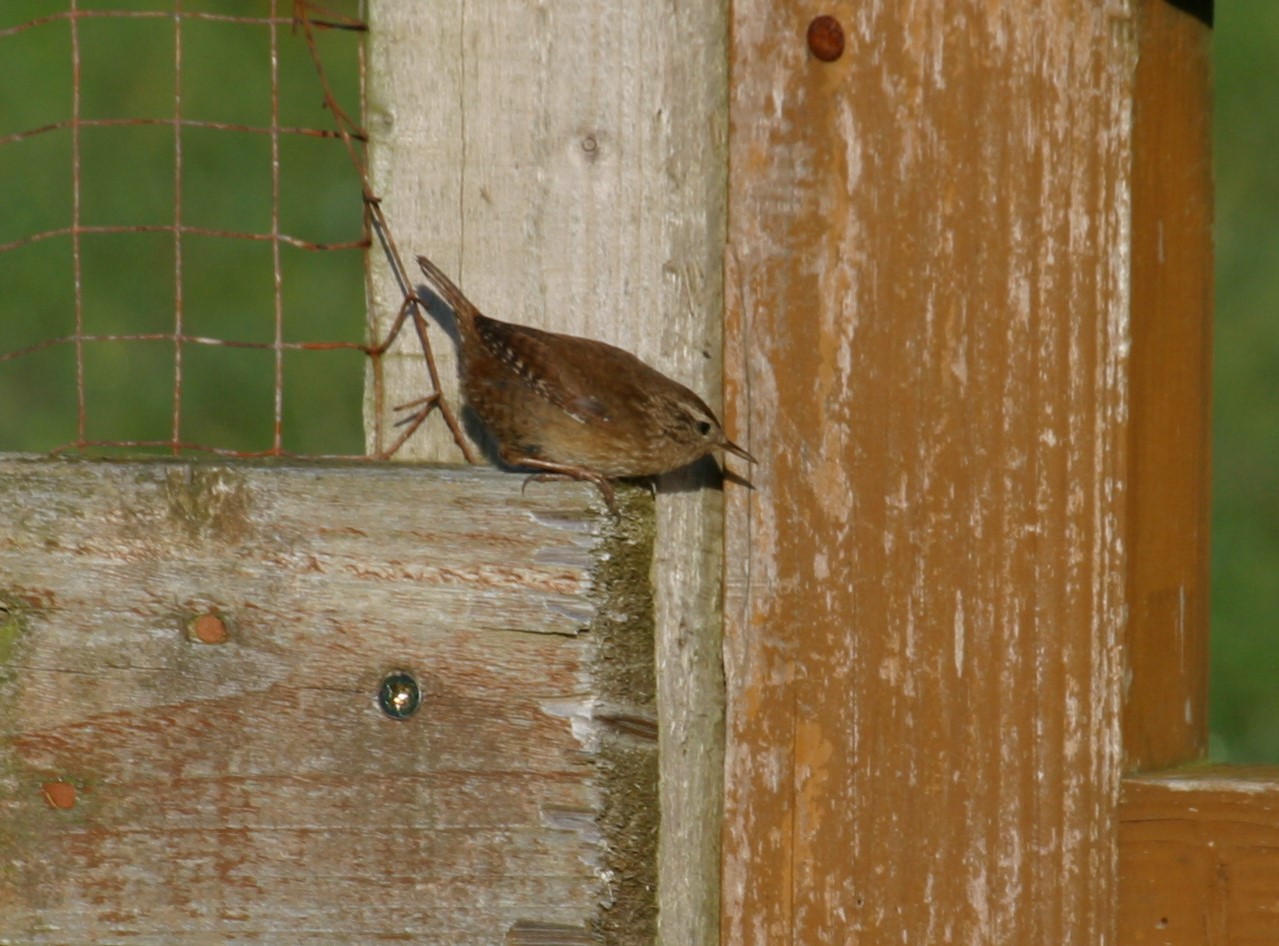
0, 457, 655, 944
1120, 766, 1279, 945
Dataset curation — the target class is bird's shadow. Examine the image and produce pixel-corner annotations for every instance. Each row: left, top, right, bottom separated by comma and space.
412, 282, 504, 465
656, 454, 755, 500
414, 282, 462, 350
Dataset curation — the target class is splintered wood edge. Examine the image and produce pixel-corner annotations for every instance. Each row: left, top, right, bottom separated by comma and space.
583, 486, 659, 946
1119, 766, 1279, 945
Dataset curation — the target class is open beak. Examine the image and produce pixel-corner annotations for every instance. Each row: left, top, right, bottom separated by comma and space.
721, 438, 757, 465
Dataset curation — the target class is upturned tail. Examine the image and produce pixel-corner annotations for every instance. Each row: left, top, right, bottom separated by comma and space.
416, 255, 482, 330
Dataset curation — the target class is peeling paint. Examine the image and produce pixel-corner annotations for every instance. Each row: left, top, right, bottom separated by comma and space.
724, 2, 1140, 942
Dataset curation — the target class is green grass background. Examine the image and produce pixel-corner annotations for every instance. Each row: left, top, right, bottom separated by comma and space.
0, 1, 367, 457
1209, 1, 1279, 762
1, 3, 1276, 760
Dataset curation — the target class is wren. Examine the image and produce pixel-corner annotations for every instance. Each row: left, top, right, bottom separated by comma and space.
413, 254, 754, 512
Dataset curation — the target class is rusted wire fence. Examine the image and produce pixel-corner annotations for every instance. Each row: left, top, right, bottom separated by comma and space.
0, 0, 463, 461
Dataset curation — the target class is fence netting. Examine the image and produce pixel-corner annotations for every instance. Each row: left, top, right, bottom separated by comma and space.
0, 0, 465, 461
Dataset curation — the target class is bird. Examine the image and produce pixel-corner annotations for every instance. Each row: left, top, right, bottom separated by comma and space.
412, 254, 754, 512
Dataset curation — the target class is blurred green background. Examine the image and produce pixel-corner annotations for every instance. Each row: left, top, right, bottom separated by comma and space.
1209, 1, 1279, 762
1, 3, 1276, 759
0, 0, 367, 457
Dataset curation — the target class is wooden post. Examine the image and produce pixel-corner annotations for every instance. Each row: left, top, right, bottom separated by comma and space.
365, 2, 730, 942
1121, 0, 1212, 772
724, 3, 1136, 941
1111, 4, 1279, 942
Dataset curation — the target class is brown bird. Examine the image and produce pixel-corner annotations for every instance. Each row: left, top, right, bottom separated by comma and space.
414, 254, 755, 512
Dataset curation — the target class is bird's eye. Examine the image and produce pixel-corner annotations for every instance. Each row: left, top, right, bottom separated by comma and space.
696, 420, 712, 436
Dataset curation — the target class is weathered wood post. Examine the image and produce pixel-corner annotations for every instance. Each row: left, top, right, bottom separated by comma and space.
720, 1, 1211, 943
366, 2, 731, 943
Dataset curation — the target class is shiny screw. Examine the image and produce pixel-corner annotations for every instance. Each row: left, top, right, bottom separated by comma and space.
378, 670, 422, 720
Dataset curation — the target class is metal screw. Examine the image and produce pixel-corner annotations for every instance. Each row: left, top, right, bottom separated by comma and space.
188, 612, 228, 644
43, 780, 77, 809
378, 670, 422, 720
807, 14, 846, 62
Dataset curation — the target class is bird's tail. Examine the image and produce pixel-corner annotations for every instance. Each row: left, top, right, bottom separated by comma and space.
416, 254, 482, 327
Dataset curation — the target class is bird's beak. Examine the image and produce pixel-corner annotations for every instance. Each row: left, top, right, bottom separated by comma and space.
721, 438, 757, 464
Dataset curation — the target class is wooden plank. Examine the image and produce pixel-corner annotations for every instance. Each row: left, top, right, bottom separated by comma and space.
1123, 0, 1213, 771
1120, 767, 1279, 946
0, 457, 655, 944
365, 3, 730, 942
723, 3, 1136, 943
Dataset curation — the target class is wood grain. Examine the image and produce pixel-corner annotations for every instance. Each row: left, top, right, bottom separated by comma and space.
0, 458, 654, 944
724, 2, 1137, 942
1123, 0, 1213, 772
364, 0, 728, 469
1120, 768, 1279, 946
365, 4, 731, 942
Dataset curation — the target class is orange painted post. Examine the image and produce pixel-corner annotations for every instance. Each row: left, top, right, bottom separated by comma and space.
1122, 0, 1212, 773
724, 3, 1139, 941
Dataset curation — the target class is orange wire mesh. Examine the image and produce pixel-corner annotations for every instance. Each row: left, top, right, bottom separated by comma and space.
0, 0, 469, 462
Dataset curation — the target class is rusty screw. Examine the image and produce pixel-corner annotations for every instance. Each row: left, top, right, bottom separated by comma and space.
42, 780, 77, 809
807, 15, 845, 62
188, 612, 228, 645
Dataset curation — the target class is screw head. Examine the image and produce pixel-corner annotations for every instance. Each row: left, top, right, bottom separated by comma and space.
807, 15, 846, 62
43, 780, 77, 809
378, 670, 422, 720
188, 612, 228, 644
